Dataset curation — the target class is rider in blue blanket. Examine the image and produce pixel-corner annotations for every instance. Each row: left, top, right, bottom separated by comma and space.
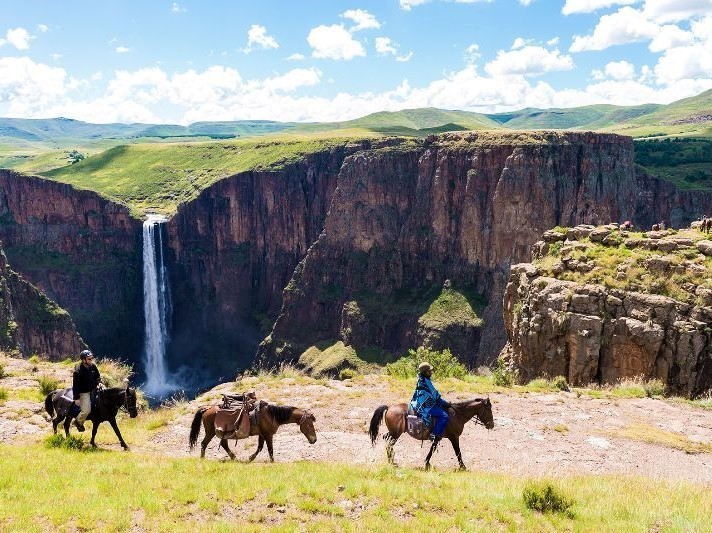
410, 361, 451, 441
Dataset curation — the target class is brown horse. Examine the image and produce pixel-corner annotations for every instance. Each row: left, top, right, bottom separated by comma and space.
188, 402, 317, 461
369, 398, 494, 470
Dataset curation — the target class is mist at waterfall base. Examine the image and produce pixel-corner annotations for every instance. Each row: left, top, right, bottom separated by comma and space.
138, 215, 257, 403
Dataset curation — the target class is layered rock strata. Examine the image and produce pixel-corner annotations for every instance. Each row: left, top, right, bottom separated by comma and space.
501, 224, 711, 397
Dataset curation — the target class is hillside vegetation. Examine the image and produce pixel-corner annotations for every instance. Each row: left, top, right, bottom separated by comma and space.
43, 137, 366, 215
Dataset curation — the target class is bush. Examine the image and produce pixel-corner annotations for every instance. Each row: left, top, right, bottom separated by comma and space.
492, 357, 517, 387
0, 387, 8, 402
28, 355, 40, 364
644, 379, 666, 398
386, 347, 468, 379
38, 375, 61, 396
523, 482, 574, 516
97, 358, 133, 388
552, 375, 570, 392
45, 433, 91, 451
339, 368, 358, 380
0, 363, 6, 379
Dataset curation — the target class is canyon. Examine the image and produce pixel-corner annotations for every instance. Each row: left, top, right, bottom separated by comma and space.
0, 132, 709, 392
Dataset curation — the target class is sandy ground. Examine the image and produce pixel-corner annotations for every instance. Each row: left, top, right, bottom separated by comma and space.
2, 356, 711, 484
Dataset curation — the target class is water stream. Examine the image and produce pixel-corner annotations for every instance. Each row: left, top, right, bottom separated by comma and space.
142, 214, 175, 396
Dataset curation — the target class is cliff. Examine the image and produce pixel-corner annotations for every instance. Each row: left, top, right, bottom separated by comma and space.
0, 245, 86, 359
164, 141, 380, 374
501, 224, 712, 397
0, 170, 143, 357
259, 131, 657, 368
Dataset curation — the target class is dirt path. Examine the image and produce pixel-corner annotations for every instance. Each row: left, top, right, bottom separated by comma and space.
2, 358, 711, 484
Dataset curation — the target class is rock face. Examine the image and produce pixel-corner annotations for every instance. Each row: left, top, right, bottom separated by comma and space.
0, 246, 86, 359
259, 131, 654, 367
501, 226, 712, 397
0, 170, 142, 357
164, 142, 375, 372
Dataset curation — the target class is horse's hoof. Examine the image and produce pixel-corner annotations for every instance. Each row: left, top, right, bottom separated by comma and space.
458, 466, 467, 472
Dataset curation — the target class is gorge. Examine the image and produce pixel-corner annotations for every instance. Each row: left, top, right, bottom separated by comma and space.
0, 132, 710, 395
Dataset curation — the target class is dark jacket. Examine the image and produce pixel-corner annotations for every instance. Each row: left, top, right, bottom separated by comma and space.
73, 362, 101, 396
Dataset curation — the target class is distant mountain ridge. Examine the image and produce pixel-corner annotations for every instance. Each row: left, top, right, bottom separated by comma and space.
1, 89, 710, 146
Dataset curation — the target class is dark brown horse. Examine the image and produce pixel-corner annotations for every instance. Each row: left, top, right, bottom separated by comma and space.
188, 402, 317, 461
369, 398, 494, 470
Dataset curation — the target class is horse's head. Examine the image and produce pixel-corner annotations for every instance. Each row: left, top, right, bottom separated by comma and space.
476, 397, 494, 430
124, 387, 138, 418
298, 410, 317, 444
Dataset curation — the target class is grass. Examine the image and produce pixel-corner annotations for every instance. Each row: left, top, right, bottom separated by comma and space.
418, 286, 484, 330
38, 375, 61, 396
0, 387, 7, 403
0, 444, 710, 531
298, 341, 366, 377
607, 423, 712, 455
42, 136, 370, 215
522, 482, 575, 517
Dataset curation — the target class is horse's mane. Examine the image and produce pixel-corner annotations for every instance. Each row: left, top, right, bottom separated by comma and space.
452, 398, 488, 408
267, 404, 295, 424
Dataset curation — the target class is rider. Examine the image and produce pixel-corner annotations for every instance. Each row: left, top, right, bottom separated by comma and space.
410, 361, 451, 443
72, 349, 101, 432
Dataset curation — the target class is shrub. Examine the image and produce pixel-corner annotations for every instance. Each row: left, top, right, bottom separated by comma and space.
492, 357, 517, 387
552, 375, 570, 392
386, 347, 467, 379
523, 482, 574, 516
339, 368, 358, 380
38, 375, 61, 396
28, 355, 40, 364
0, 363, 6, 379
644, 379, 666, 398
0, 387, 8, 403
97, 358, 133, 388
45, 433, 90, 451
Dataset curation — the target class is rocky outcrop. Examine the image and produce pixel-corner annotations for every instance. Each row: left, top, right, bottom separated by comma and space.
0, 245, 86, 359
0, 170, 142, 357
164, 141, 377, 372
501, 225, 711, 397
259, 131, 647, 367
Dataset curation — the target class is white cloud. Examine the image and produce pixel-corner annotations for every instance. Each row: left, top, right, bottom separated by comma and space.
375, 37, 398, 55
6, 28, 32, 50
37, 24, 48, 33
592, 60, 636, 80
649, 24, 694, 52
642, 0, 712, 23
171, 2, 187, 13
307, 24, 365, 60
341, 9, 381, 32
399, 0, 492, 9
243, 25, 278, 53
512, 37, 532, 49
286, 53, 306, 61
562, 0, 637, 15
50, 53, 62, 60
519, 0, 535, 5
115, 46, 130, 53
570, 7, 659, 51
464, 43, 480, 64
485, 45, 575, 76
399, 0, 430, 9
547, 37, 560, 46
0, 56, 68, 116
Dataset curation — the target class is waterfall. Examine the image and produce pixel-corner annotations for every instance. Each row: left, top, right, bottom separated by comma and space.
142, 214, 174, 396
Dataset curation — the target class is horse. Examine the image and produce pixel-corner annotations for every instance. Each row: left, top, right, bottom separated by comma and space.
45, 387, 139, 450
188, 402, 317, 461
369, 398, 494, 470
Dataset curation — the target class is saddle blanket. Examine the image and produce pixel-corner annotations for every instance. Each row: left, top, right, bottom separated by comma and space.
406, 407, 432, 441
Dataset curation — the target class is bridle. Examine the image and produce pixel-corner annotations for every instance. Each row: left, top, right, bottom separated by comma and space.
298, 409, 314, 427
451, 401, 490, 427
121, 388, 137, 414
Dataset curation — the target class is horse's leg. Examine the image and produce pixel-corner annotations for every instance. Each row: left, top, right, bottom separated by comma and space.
200, 420, 215, 459
90, 421, 99, 448
424, 438, 440, 470
249, 435, 265, 462
449, 436, 466, 471
265, 434, 274, 462
63, 415, 71, 437
108, 418, 129, 450
385, 433, 399, 466
220, 439, 236, 460
52, 415, 62, 435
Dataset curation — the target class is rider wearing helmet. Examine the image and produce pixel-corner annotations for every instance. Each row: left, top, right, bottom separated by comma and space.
72, 350, 101, 432
410, 361, 451, 443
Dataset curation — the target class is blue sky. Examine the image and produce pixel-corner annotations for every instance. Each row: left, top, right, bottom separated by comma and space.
1, 0, 711, 124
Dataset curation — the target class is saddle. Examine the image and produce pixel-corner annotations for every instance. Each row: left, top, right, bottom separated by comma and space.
214, 391, 256, 440
406, 406, 432, 441
56, 388, 100, 418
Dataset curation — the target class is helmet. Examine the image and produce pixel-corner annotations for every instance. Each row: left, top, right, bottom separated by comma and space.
80, 349, 94, 360
418, 362, 432, 372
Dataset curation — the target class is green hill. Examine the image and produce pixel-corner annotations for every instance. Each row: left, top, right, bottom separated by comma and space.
487, 104, 663, 130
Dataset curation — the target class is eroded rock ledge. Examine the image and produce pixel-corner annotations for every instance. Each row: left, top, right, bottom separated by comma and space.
501, 224, 712, 397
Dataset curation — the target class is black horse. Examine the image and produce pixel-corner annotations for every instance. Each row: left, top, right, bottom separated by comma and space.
45, 387, 138, 450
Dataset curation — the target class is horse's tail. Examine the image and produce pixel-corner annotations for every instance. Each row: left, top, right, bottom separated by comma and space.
189, 406, 208, 451
44, 392, 55, 418
369, 405, 388, 446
